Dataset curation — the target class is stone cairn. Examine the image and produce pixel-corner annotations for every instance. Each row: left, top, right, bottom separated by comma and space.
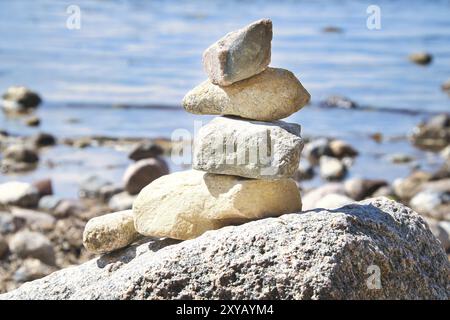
83, 19, 311, 254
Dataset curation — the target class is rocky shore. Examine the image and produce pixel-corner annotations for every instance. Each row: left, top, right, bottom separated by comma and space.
0, 19, 449, 297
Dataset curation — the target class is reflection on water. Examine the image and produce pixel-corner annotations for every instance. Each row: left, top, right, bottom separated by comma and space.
0, 0, 449, 196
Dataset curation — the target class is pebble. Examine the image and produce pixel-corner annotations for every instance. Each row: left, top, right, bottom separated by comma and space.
203, 19, 272, 86
13, 258, 55, 283
329, 140, 358, 158
123, 157, 169, 195
83, 210, 141, 254
108, 191, 137, 212
319, 156, 347, 181
344, 178, 388, 201
10, 207, 56, 231
32, 178, 53, 197
1, 86, 41, 112
8, 230, 55, 265
303, 138, 333, 165
0, 182, 40, 208
408, 52, 433, 65
321, 95, 358, 109
301, 183, 345, 211
38, 195, 62, 212
314, 193, 353, 210
3, 144, 39, 163
30, 132, 56, 147
79, 175, 112, 199
128, 141, 164, 161
24, 116, 41, 127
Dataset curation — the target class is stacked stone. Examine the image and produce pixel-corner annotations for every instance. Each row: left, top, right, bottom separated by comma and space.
83, 19, 310, 253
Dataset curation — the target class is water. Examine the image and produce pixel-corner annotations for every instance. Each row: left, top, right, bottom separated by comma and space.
0, 0, 449, 197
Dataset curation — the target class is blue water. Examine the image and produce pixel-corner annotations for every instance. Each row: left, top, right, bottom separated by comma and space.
0, 0, 449, 197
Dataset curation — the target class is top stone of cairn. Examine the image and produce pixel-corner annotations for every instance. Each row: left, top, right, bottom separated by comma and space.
203, 19, 272, 86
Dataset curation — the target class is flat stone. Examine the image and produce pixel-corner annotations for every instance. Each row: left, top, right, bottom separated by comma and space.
8, 230, 55, 265
193, 117, 303, 179
83, 210, 141, 254
123, 157, 169, 195
183, 67, 310, 121
0, 182, 40, 208
133, 170, 302, 240
203, 19, 272, 86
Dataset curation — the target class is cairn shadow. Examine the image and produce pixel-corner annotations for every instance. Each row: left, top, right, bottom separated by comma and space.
96, 236, 181, 269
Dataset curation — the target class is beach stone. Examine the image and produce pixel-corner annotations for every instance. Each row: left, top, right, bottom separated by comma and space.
319, 156, 347, 181
38, 195, 62, 212
344, 178, 388, 201
293, 160, 314, 181
193, 117, 303, 179
392, 171, 432, 201
123, 158, 169, 195
2, 86, 41, 112
410, 190, 446, 215
412, 113, 450, 151
8, 230, 55, 265
32, 178, 53, 197
0, 212, 20, 234
13, 258, 56, 283
183, 67, 310, 121
442, 79, 450, 92
301, 183, 345, 211
0, 182, 40, 208
10, 207, 56, 231
203, 19, 272, 86
321, 95, 358, 109
3, 198, 449, 300
303, 138, 333, 165
53, 200, 84, 218
133, 170, 301, 240
389, 153, 414, 164
3, 145, 39, 163
314, 193, 353, 210
424, 218, 450, 251
30, 132, 56, 147
128, 142, 164, 161
371, 185, 395, 198
329, 139, 358, 158
108, 192, 136, 212
83, 210, 141, 254
79, 175, 112, 199
409, 52, 433, 65
24, 116, 40, 127
0, 235, 8, 258
98, 184, 123, 202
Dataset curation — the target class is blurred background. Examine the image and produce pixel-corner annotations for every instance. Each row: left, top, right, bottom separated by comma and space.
0, 0, 449, 292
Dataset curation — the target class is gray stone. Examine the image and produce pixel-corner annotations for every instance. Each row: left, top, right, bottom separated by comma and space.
38, 195, 62, 212
0, 182, 40, 208
0, 212, 20, 234
2, 86, 41, 111
301, 183, 345, 211
321, 95, 358, 109
108, 192, 136, 212
313, 193, 353, 210
410, 190, 450, 216
0, 235, 8, 258
79, 175, 112, 199
13, 258, 56, 283
8, 230, 55, 265
408, 52, 433, 65
1, 198, 448, 300
319, 156, 347, 181
183, 67, 310, 121
303, 138, 332, 165
344, 178, 388, 201
193, 117, 303, 179
10, 207, 56, 231
412, 114, 450, 151
30, 133, 56, 148
128, 142, 164, 161
3, 145, 39, 163
203, 19, 272, 86
123, 157, 169, 195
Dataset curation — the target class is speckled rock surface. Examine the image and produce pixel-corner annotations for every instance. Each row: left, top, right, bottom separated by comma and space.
202, 19, 272, 86
193, 116, 303, 179
1, 198, 449, 300
83, 210, 141, 254
183, 67, 310, 121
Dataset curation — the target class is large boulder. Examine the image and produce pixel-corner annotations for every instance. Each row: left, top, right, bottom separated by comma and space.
1, 198, 448, 300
